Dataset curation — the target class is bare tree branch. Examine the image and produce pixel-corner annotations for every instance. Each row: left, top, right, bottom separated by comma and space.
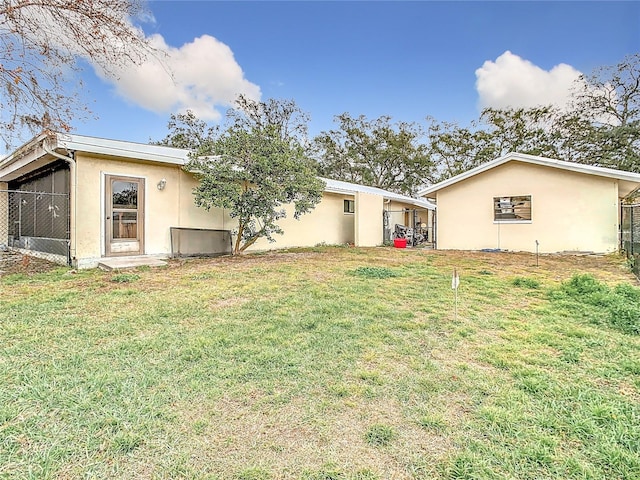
0, 0, 155, 150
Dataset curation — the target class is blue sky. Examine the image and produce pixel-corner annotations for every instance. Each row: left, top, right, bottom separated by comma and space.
76, 1, 639, 145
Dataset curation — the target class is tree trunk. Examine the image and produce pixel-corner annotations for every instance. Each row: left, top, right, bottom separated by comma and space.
233, 224, 244, 255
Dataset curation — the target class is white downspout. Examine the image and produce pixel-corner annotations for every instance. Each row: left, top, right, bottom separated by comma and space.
43, 142, 77, 267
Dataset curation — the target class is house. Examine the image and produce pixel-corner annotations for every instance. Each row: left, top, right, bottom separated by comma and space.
0, 133, 434, 268
418, 152, 640, 254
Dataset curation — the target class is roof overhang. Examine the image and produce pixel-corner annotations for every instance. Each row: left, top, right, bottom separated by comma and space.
56, 134, 190, 165
0, 133, 191, 182
418, 152, 640, 200
322, 177, 436, 210
0, 133, 53, 182
1, 133, 437, 210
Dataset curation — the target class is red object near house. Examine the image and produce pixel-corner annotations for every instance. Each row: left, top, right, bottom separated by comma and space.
394, 238, 407, 248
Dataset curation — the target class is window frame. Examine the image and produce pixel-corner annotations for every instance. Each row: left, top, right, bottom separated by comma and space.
493, 195, 532, 223
343, 199, 355, 214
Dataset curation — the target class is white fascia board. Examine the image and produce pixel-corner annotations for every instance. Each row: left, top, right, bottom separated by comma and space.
0, 134, 52, 181
56, 133, 191, 165
321, 177, 435, 210
514, 152, 640, 182
0, 133, 49, 170
418, 152, 640, 196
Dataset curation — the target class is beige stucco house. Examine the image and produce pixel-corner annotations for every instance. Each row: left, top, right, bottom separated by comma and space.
0, 133, 434, 268
418, 152, 640, 254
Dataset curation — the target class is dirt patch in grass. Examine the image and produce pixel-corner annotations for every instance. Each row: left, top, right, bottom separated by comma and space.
418, 249, 636, 283
171, 392, 450, 479
0, 249, 63, 276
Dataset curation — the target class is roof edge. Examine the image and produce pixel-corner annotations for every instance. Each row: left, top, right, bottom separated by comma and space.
56, 133, 191, 165
0, 132, 51, 170
322, 177, 435, 210
418, 152, 640, 197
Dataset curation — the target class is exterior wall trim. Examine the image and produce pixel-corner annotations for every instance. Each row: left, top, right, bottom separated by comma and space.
419, 152, 640, 197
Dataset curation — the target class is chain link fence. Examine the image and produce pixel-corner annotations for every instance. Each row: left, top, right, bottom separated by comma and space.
0, 189, 70, 266
621, 204, 640, 277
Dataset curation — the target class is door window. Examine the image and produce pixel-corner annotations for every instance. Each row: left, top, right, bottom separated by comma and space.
112, 181, 139, 239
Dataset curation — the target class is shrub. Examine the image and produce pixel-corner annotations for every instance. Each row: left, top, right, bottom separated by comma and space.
608, 300, 640, 335
563, 274, 608, 296
560, 274, 612, 307
614, 283, 640, 302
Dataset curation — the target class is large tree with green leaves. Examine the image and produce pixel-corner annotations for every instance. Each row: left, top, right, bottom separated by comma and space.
428, 55, 640, 181
426, 106, 563, 182
558, 54, 640, 171
159, 96, 324, 255
314, 113, 434, 196
426, 117, 496, 181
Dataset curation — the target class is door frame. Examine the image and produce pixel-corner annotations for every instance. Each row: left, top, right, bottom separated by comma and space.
104, 174, 145, 257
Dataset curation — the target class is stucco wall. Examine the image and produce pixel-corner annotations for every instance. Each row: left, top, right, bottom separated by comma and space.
177, 173, 234, 230
74, 154, 186, 264
355, 192, 384, 247
73, 154, 360, 264
433, 161, 620, 253
249, 192, 355, 250
178, 175, 357, 251
73, 153, 424, 265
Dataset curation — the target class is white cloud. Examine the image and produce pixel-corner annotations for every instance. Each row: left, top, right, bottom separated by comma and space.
475, 51, 582, 112
95, 33, 261, 121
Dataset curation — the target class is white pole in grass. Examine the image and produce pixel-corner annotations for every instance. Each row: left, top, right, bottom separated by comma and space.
452, 268, 460, 320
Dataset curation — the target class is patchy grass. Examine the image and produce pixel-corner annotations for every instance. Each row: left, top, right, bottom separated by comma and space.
511, 276, 541, 289
349, 266, 400, 279
364, 424, 396, 447
110, 272, 141, 283
551, 273, 640, 334
1, 247, 639, 479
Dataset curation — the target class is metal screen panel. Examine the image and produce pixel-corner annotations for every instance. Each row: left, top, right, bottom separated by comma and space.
1, 189, 70, 265
170, 227, 232, 257
621, 204, 640, 278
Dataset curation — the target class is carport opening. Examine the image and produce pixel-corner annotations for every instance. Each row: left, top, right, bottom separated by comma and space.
384, 208, 435, 247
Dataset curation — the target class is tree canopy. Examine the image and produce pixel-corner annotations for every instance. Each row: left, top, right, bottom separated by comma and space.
159, 96, 324, 255
157, 55, 640, 205
314, 113, 433, 196
0, 0, 153, 149
425, 54, 640, 182
313, 55, 640, 189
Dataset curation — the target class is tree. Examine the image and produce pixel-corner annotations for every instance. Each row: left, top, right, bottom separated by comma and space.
314, 113, 434, 196
428, 105, 571, 182
428, 56, 640, 181
0, 0, 153, 149
573, 54, 640, 128
426, 117, 496, 181
559, 54, 640, 171
153, 110, 217, 151
171, 96, 324, 255
478, 106, 561, 158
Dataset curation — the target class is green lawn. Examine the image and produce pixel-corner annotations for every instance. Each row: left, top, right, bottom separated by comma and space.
1, 247, 639, 479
